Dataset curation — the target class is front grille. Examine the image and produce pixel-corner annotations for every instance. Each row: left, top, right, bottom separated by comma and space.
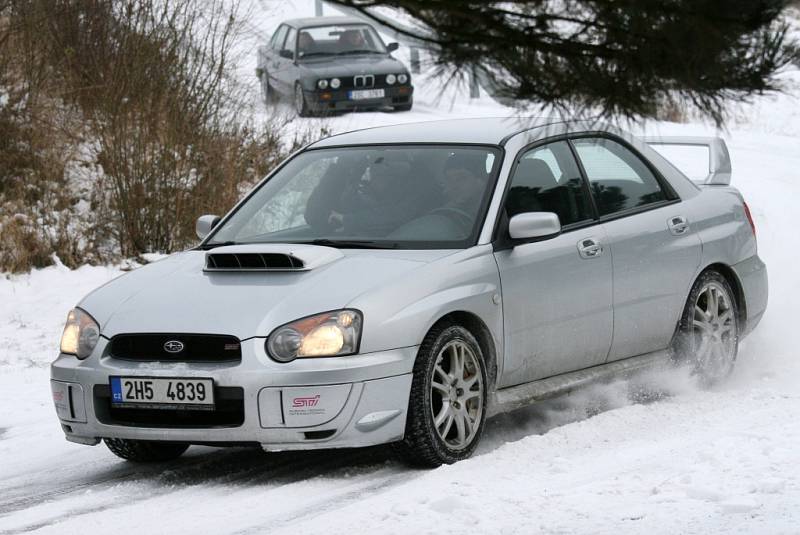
108, 334, 242, 363
94, 384, 245, 428
337, 74, 407, 90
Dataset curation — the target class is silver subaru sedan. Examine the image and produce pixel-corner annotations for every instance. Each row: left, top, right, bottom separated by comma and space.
51, 118, 767, 467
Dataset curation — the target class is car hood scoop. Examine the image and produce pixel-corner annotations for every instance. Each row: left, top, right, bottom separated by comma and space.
204, 244, 343, 272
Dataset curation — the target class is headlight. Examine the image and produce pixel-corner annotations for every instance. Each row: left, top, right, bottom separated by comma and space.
398, 73, 408, 84
330, 77, 341, 89
60, 308, 100, 359
317, 79, 329, 89
267, 310, 362, 363
385, 74, 396, 85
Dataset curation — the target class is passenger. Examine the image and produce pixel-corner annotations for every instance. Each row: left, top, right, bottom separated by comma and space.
297, 31, 315, 56
304, 152, 430, 236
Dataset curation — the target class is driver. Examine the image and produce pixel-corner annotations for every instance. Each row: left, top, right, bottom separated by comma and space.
339, 29, 367, 50
436, 150, 489, 220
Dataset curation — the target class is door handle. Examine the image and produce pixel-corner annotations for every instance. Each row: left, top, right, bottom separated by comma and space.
577, 237, 603, 259
668, 216, 689, 235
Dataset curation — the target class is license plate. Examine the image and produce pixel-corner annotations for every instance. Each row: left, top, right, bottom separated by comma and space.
348, 89, 385, 100
110, 377, 214, 409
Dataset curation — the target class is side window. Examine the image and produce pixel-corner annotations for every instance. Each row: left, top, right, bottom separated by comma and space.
284, 27, 297, 54
572, 138, 667, 216
271, 25, 288, 51
506, 141, 593, 226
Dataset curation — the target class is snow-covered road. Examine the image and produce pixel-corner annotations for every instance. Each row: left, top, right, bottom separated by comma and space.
2, 124, 799, 534
2, 1, 800, 532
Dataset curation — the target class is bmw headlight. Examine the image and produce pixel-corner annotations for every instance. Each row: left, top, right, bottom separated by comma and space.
330, 77, 341, 89
317, 79, 329, 89
60, 308, 100, 359
385, 74, 396, 85
398, 73, 408, 84
267, 310, 362, 363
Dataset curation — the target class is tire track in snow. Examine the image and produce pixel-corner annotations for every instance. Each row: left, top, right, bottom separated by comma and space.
0, 447, 393, 534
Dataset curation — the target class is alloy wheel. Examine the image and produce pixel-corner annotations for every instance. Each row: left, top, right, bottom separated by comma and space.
429, 340, 484, 450
691, 281, 737, 378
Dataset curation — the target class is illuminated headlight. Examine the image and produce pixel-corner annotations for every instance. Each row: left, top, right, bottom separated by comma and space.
330, 77, 341, 89
317, 79, 329, 89
385, 74, 396, 85
60, 308, 100, 359
267, 310, 362, 363
398, 73, 408, 84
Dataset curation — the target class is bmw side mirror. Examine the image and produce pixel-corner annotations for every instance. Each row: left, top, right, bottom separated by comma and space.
508, 212, 561, 243
279, 49, 294, 60
386, 42, 399, 52
196, 214, 221, 240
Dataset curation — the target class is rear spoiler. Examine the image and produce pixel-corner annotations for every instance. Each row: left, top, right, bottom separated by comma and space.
643, 136, 732, 186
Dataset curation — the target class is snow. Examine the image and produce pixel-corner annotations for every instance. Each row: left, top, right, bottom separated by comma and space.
2, 1, 800, 533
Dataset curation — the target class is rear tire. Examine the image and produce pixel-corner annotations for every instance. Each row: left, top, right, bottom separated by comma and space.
104, 438, 189, 462
673, 269, 739, 386
396, 324, 488, 467
260, 72, 276, 107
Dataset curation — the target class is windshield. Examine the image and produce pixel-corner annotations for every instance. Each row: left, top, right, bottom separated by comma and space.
297, 24, 387, 58
206, 145, 502, 249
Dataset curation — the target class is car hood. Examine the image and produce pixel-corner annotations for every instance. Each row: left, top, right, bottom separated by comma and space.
299, 55, 408, 77
79, 245, 454, 340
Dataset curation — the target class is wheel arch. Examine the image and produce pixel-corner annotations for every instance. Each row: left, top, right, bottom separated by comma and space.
425, 311, 499, 390
700, 262, 748, 331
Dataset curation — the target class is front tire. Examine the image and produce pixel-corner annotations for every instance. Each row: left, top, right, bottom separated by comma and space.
673, 270, 739, 386
294, 82, 312, 117
397, 324, 488, 467
104, 438, 189, 462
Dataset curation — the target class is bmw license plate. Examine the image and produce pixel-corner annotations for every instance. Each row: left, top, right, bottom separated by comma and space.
110, 377, 214, 409
348, 89, 385, 100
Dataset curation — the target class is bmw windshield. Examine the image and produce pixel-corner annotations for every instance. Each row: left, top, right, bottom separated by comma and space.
205, 145, 502, 250
297, 24, 388, 58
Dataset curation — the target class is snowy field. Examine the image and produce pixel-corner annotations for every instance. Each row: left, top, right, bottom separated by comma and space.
2, 1, 800, 533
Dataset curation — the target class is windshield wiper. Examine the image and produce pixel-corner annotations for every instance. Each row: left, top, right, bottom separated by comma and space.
299, 51, 336, 58
336, 49, 383, 55
297, 239, 397, 250
198, 241, 238, 250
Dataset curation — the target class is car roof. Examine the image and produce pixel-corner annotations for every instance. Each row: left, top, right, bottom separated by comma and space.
308, 117, 571, 148
283, 16, 372, 29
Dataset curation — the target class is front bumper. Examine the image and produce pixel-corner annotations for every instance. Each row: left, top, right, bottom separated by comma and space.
305, 85, 413, 112
50, 338, 417, 451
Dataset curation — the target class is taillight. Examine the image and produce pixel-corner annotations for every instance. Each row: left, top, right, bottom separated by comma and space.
743, 201, 756, 238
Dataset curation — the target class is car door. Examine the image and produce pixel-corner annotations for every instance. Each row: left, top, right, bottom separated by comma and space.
278, 27, 298, 91
571, 136, 702, 361
494, 141, 613, 387
267, 25, 290, 93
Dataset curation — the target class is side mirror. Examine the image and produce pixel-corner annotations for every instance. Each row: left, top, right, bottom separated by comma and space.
279, 49, 294, 60
386, 42, 399, 52
508, 212, 561, 242
196, 214, 221, 240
